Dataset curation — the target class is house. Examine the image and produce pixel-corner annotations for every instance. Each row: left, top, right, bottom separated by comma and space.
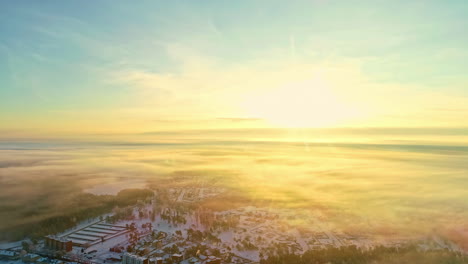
36, 257, 50, 264
23, 253, 41, 263
171, 253, 183, 262
149, 257, 163, 264
187, 257, 200, 263
107, 256, 123, 262
0, 250, 18, 260
206, 256, 221, 264
122, 253, 149, 264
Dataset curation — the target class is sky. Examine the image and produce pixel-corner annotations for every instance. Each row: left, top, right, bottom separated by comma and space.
1, 1, 468, 245
1, 0, 468, 136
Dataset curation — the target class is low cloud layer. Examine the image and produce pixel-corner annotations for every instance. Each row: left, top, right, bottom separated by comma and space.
1, 130, 467, 240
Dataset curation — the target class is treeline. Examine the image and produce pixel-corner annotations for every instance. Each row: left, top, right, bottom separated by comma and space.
0, 188, 154, 241
114, 189, 154, 206
186, 228, 221, 243
260, 245, 468, 264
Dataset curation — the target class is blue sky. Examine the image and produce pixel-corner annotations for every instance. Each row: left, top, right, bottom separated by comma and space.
1, 0, 468, 134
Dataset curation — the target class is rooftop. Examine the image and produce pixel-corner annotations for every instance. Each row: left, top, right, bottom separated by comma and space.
0, 250, 16, 257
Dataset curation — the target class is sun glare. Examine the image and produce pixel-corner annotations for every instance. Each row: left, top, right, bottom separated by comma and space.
243, 78, 358, 128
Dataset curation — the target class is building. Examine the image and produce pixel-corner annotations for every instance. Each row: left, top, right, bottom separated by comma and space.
149, 257, 163, 264
206, 256, 221, 264
0, 250, 18, 260
187, 257, 201, 264
45, 235, 73, 252
122, 253, 149, 264
37, 257, 50, 264
22, 253, 41, 263
171, 253, 183, 262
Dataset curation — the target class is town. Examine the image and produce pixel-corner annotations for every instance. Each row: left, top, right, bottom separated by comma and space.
0, 188, 464, 264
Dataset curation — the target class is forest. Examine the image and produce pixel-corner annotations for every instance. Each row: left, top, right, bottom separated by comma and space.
0, 188, 154, 241
260, 245, 468, 264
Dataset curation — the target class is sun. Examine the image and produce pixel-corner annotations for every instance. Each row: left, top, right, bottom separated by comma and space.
242, 78, 358, 128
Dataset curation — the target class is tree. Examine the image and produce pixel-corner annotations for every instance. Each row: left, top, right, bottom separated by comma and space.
21, 241, 29, 251
126, 245, 133, 252
171, 244, 179, 254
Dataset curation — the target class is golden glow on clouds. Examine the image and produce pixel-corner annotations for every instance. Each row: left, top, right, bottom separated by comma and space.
1, 1, 468, 138
2, 46, 468, 136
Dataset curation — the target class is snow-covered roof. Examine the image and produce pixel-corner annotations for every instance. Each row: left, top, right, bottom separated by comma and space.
24, 253, 40, 258
124, 252, 148, 261
0, 250, 16, 257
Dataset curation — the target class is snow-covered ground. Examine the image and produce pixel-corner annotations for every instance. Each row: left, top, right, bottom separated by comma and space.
4, 187, 463, 264
0, 241, 22, 250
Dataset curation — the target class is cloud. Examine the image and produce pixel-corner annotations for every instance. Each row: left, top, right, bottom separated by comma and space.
216, 117, 263, 122
1, 133, 468, 237
105, 40, 468, 130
